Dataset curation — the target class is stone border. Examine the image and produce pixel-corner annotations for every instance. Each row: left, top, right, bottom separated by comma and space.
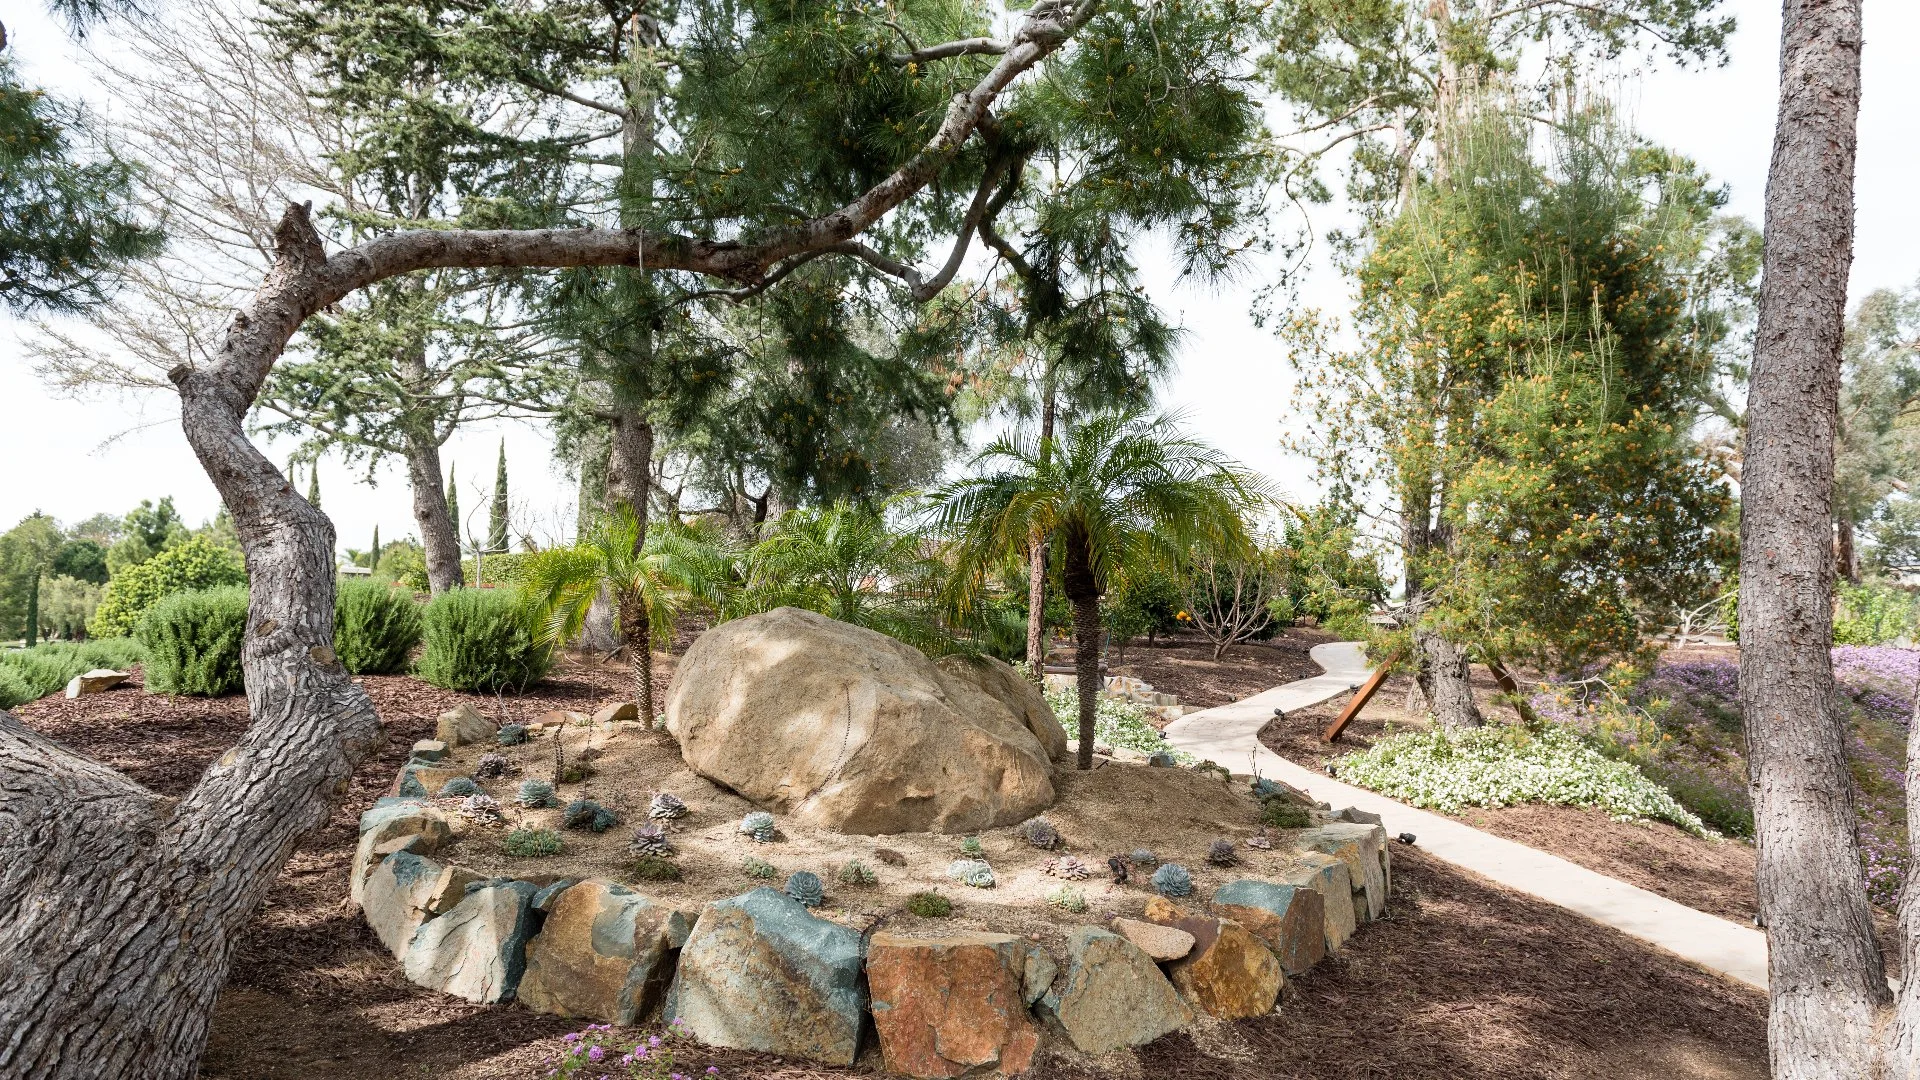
354, 779, 1394, 1077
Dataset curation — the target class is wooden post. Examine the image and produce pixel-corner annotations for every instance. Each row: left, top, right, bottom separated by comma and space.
1323, 651, 1399, 742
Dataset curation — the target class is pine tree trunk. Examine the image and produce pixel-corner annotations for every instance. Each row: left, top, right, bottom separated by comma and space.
0, 211, 385, 1076
1416, 630, 1483, 728
1835, 514, 1858, 583
404, 432, 463, 595
1739, 2, 1894, 1076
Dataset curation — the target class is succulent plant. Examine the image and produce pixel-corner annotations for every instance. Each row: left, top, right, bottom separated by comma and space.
959, 835, 984, 858
437, 776, 479, 798
459, 792, 504, 824
629, 823, 676, 857
1250, 776, 1284, 800
1260, 798, 1311, 829
1129, 848, 1158, 867
784, 870, 826, 908
1044, 855, 1090, 881
648, 792, 689, 821
475, 753, 511, 779
1045, 885, 1088, 914
1207, 839, 1238, 867
906, 891, 953, 918
496, 723, 529, 746
516, 778, 558, 808
947, 859, 996, 889
741, 856, 778, 880
740, 811, 776, 843
563, 798, 619, 833
1106, 855, 1130, 884
837, 860, 877, 887
1151, 863, 1194, 898
1018, 816, 1061, 850
1245, 827, 1275, 850
503, 827, 563, 857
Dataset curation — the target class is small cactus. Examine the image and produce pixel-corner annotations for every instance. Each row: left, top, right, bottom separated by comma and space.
516, 778, 558, 808
1018, 816, 1061, 850
475, 753, 510, 779
1045, 885, 1088, 913
563, 798, 619, 833
959, 835, 984, 858
497, 723, 529, 746
503, 827, 563, 857
784, 870, 826, 908
1130, 848, 1158, 867
1207, 839, 1238, 867
438, 776, 479, 798
629, 823, 676, 857
648, 792, 689, 821
1260, 797, 1311, 829
947, 859, 996, 889
1044, 855, 1090, 881
1251, 776, 1284, 800
906, 891, 953, 918
1151, 863, 1194, 898
741, 856, 778, 880
837, 860, 877, 887
628, 855, 682, 882
459, 792, 504, 824
740, 811, 776, 843
1107, 855, 1130, 884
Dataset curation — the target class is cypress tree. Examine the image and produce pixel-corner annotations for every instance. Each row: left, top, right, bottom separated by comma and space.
445, 463, 459, 535
489, 440, 508, 553
24, 568, 38, 648
306, 465, 320, 509
369, 524, 380, 570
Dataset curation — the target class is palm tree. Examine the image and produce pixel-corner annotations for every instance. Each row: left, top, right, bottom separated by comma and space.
517, 508, 734, 726
932, 409, 1269, 768
740, 500, 953, 653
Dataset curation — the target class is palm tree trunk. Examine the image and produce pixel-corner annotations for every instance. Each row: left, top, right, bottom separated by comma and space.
1062, 535, 1100, 770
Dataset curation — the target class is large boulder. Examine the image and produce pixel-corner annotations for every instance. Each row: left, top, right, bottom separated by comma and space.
934, 654, 1068, 763
1279, 853, 1357, 952
666, 887, 867, 1065
1294, 823, 1390, 921
351, 802, 451, 906
1210, 879, 1326, 976
403, 880, 540, 1004
1142, 897, 1283, 1021
362, 851, 482, 959
517, 880, 694, 1025
1040, 927, 1192, 1054
867, 931, 1043, 1078
665, 608, 1057, 834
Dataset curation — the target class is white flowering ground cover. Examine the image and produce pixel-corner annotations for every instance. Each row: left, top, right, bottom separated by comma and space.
1332, 724, 1709, 836
1045, 684, 1196, 763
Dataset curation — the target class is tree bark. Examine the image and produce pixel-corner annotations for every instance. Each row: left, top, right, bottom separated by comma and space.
1414, 628, 1483, 728
404, 430, 463, 594
1062, 533, 1100, 770
1835, 514, 1858, 584
1738, 3, 1888, 1077
0, 209, 383, 1079
1025, 373, 1058, 673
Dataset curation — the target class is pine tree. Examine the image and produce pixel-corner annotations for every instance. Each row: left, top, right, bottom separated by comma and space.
489, 440, 508, 553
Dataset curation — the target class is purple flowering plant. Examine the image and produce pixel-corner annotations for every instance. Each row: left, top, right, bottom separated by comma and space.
1538, 646, 1915, 906
548, 1020, 719, 1080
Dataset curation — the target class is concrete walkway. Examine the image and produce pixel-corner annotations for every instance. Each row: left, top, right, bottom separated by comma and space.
1162, 641, 1771, 991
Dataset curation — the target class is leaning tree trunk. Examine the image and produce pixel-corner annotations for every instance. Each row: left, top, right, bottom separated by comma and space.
1415, 629, 1483, 728
404, 429, 464, 594
1062, 537, 1101, 770
0, 211, 384, 1079
1739, 2, 1897, 1077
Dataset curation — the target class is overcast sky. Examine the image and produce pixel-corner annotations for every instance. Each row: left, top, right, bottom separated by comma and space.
3, 0, 1918, 554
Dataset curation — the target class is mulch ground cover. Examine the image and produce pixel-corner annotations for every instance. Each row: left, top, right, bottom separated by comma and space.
1096, 627, 1334, 711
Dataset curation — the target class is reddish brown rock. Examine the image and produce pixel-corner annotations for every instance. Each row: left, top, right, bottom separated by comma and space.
1143, 897, 1283, 1020
1210, 879, 1327, 975
518, 879, 693, 1024
867, 931, 1041, 1078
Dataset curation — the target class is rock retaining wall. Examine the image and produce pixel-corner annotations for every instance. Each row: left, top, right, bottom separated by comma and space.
355, 785, 1394, 1076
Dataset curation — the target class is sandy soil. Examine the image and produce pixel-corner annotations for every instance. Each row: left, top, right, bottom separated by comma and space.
1063, 628, 1334, 712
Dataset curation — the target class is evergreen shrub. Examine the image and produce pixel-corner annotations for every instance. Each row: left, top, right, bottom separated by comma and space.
137, 587, 248, 696
334, 579, 422, 675
415, 587, 551, 692
0, 638, 145, 708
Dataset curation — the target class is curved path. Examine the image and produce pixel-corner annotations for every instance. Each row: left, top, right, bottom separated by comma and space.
1162, 641, 1770, 991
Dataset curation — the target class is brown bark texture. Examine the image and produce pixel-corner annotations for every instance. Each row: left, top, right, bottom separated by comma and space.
404, 430, 464, 594
1737, 3, 1908, 1078
1062, 533, 1100, 770
0, 6, 1092, 1071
